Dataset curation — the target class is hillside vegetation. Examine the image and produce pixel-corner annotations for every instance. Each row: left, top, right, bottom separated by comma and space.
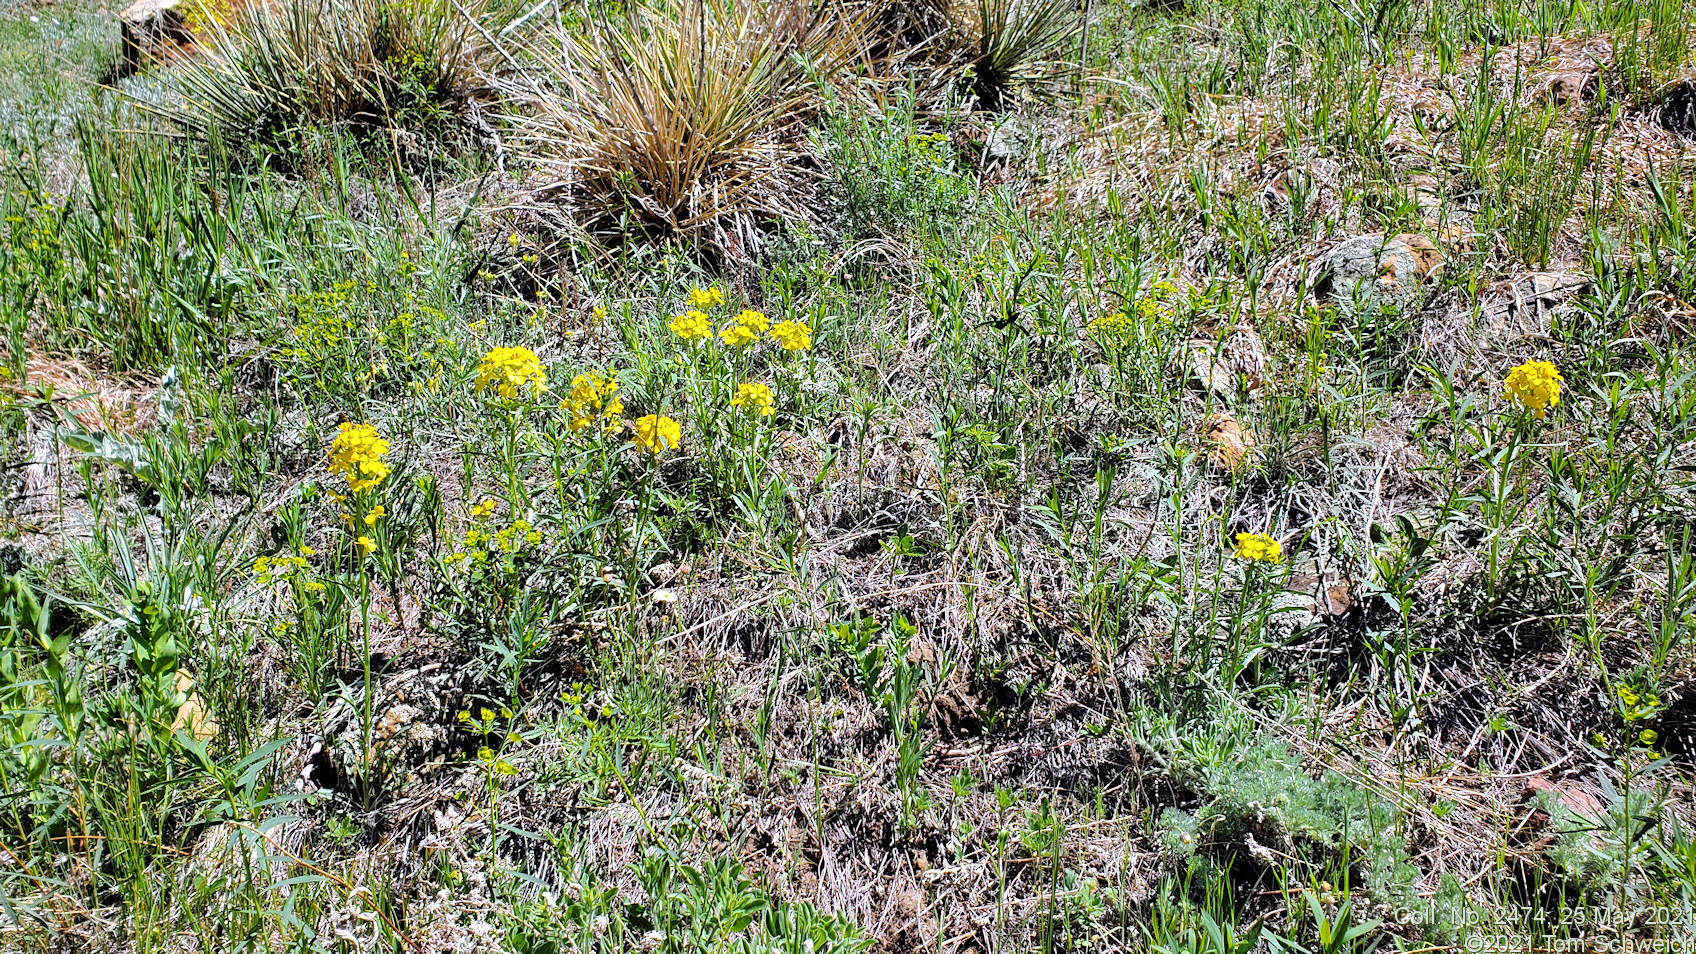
1, 0, 1695, 950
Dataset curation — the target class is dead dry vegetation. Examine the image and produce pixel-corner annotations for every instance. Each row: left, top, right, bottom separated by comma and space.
2, 0, 1696, 951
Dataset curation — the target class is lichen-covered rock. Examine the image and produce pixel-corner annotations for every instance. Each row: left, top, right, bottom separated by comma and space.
1313, 233, 1442, 314
1476, 271, 1589, 348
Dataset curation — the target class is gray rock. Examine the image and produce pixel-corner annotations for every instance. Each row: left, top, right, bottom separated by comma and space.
1313, 234, 1439, 314
984, 117, 1036, 160
1476, 271, 1589, 348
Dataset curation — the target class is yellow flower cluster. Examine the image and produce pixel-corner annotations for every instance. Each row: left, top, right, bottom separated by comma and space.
720, 309, 770, 348
670, 310, 713, 341
731, 382, 776, 416
1086, 311, 1133, 336
1504, 360, 1562, 419
1233, 532, 1282, 563
1135, 290, 1177, 326
445, 513, 541, 568
253, 551, 312, 586
1088, 281, 1179, 341
328, 423, 391, 492
667, 294, 811, 352
769, 319, 812, 351
284, 282, 356, 362
567, 371, 625, 432
476, 346, 549, 399
1616, 683, 1662, 721
633, 415, 682, 455
504, 519, 541, 548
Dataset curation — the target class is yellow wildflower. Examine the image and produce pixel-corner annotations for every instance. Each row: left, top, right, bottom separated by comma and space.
717, 309, 770, 348
669, 310, 713, 341
356, 535, 377, 554
769, 319, 812, 352
688, 287, 723, 310
732, 309, 770, 334
476, 346, 549, 399
719, 321, 760, 348
632, 415, 682, 455
731, 382, 776, 416
1232, 532, 1282, 563
327, 423, 391, 493
363, 505, 386, 526
1087, 311, 1133, 336
567, 371, 625, 432
471, 498, 497, 519
1504, 360, 1562, 419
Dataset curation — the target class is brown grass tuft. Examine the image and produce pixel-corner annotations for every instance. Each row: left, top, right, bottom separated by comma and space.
502, 0, 869, 255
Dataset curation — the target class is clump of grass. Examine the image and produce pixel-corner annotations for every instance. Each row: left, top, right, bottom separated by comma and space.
148, 0, 489, 148
504, 0, 866, 253
960, 0, 1078, 110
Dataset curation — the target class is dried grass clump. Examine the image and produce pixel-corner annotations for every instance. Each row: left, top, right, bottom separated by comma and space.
504, 0, 867, 252
150, 0, 488, 146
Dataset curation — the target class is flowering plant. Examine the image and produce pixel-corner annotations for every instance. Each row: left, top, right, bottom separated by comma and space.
669, 310, 713, 341
1504, 360, 1561, 419
731, 382, 775, 416
567, 371, 625, 432
632, 415, 682, 455
1232, 532, 1282, 563
476, 346, 549, 400
328, 423, 391, 492
769, 319, 811, 352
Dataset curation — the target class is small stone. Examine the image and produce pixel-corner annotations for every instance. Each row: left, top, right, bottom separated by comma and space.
1539, 72, 1596, 107
1476, 271, 1589, 347
1204, 412, 1256, 474
1425, 218, 1477, 252
1658, 79, 1696, 138
1263, 159, 1339, 214
1322, 582, 1353, 617
1392, 233, 1443, 280
1409, 173, 1442, 208
171, 669, 219, 741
